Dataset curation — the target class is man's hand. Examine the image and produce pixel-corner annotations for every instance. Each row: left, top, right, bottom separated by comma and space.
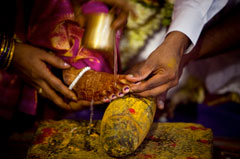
126, 31, 190, 99
12, 43, 77, 109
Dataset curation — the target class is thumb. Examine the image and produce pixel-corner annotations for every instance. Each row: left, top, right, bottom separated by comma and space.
156, 92, 167, 110
42, 52, 70, 69
126, 64, 153, 82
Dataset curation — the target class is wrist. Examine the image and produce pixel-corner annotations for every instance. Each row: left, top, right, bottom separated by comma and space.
164, 31, 191, 56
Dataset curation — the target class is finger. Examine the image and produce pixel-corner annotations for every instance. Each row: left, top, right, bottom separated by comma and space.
109, 94, 117, 100
134, 81, 177, 97
124, 61, 145, 75
39, 81, 71, 110
130, 73, 170, 93
156, 92, 167, 110
68, 101, 85, 111
118, 75, 132, 85
116, 76, 131, 94
69, 100, 104, 111
112, 10, 128, 30
117, 91, 124, 97
41, 52, 70, 69
41, 69, 77, 101
126, 64, 153, 83
103, 97, 110, 103
122, 85, 130, 94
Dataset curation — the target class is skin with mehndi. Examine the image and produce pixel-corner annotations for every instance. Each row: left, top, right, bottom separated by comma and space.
63, 67, 131, 103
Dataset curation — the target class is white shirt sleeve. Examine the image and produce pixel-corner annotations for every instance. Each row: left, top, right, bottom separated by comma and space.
167, 0, 228, 45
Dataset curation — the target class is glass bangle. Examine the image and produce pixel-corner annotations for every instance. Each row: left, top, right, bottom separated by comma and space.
5, 40, 15, 70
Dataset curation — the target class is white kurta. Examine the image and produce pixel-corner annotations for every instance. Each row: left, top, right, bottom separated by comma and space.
167, 0, 228, 45
139, 0, 228, 59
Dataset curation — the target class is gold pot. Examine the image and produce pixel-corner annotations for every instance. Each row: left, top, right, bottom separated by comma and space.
83, 13, 115, 53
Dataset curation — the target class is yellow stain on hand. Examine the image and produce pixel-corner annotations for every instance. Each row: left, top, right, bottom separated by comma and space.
167, 58, 176, 69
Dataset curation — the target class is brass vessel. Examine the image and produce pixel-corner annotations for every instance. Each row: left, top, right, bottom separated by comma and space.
83, 13, 115, 53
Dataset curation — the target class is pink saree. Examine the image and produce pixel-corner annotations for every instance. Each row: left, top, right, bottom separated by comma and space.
0, 0, 121, 118
28, 0, 121, 72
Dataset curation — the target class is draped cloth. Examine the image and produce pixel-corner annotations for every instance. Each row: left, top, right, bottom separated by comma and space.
28, 0, 120, 72
0, 0, 121, 118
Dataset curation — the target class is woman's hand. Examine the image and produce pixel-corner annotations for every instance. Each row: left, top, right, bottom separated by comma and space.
126, 31, 190, 100
68, 100, 104, 111
12, 43, 77, 109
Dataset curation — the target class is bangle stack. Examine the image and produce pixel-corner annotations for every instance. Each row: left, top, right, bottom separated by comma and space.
0, 34, 15, 70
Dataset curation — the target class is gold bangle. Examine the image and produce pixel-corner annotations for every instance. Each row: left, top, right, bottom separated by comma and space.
4, 40, 15, 70
0, 36, 6, 55
3, 36, 9, 54
0, 37, 10, 68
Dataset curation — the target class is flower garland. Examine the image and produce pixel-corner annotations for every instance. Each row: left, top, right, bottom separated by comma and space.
120, 0, 174, 70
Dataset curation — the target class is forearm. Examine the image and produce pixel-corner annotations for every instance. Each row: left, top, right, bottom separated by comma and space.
190, 4, 240, 60
164, 31, 191, 57
167, 0, 228, 45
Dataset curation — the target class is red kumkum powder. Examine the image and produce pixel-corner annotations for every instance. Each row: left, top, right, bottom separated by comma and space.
129, 108, 136, 114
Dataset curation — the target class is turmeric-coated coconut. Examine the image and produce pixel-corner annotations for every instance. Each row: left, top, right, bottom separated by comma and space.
100, 95, 156, 157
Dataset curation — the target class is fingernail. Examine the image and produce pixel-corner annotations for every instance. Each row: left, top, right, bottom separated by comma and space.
103, 97, 110, 103
111, 95, 117, 99
123, 86, 130, 93
127, 74, 134, 78
72, 96, 77, 101
64, 62, 70, 67
118, 92, 124, 97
